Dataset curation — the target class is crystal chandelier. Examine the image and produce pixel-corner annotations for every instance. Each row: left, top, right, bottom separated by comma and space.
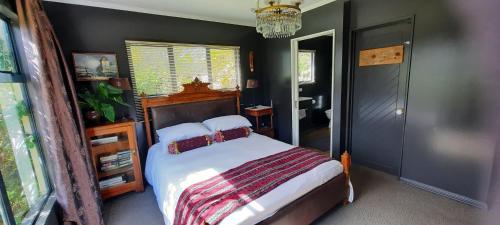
254, 0, 303, 39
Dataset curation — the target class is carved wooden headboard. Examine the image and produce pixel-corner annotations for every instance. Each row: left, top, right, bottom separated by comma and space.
141, 78, 241, 147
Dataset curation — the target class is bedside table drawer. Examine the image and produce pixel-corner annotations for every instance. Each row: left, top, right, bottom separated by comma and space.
244, 106, 274, 139
246, 108, 272, 117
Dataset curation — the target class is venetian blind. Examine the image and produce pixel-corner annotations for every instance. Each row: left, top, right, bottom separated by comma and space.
126, 41, 241, 121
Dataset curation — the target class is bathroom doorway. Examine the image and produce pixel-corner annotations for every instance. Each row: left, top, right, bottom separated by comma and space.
291, 30, 335, 156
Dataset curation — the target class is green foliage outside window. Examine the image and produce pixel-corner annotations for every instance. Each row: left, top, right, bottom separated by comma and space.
128, 42, 240, 97
0, 20, 15, 72
0, 114, 29, 224
298, 51, 314, 84
0, 84, 49, 225
129, 46, 172, 96
173, 46, 209, 88
210, 49, 237, 89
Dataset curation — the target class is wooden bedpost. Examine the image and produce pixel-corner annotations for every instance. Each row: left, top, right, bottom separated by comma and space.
341, 150, 351, 205
141, 92, 153, 147
236, 85, 241, 114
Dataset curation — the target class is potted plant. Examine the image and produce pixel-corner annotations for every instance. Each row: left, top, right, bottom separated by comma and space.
78, 82, 130, 124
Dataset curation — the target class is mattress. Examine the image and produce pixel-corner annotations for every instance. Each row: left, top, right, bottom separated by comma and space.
145, 133, 345, 225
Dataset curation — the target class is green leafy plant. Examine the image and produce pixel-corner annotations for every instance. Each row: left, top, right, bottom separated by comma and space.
78, 82, 130, 122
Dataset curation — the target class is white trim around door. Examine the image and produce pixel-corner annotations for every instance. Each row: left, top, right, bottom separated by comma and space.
290, 29, 336, 157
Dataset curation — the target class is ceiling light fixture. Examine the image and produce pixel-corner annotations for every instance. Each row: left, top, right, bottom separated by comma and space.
254, 0, 303, 38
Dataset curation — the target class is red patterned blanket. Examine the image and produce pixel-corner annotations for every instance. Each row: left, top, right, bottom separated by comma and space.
173, 147, 331, 225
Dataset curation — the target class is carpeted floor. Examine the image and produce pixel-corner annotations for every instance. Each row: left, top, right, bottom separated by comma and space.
103, 165, 485, 225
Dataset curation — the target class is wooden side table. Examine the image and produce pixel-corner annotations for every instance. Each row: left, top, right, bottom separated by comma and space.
245, 106, 275, 138
86, 120, 144, 199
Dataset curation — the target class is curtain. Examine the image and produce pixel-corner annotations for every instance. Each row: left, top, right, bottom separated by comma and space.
15, 0, 104, 224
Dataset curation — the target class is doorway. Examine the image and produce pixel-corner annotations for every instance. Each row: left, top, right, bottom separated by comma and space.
349, 19, 413, 175
291, 30, 335, 156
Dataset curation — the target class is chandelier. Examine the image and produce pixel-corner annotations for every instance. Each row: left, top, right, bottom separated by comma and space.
254, 0, 303, 39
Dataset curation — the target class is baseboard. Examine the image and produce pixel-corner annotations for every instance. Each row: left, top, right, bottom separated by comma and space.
400, 177, 488, 209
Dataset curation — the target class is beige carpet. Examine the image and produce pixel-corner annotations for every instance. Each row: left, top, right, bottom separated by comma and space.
103, 165, 486, 225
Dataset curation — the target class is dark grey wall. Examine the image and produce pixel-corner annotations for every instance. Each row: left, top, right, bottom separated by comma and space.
43, 2, 264, 170
262, 0, 348, 158
350, 0, 496, 204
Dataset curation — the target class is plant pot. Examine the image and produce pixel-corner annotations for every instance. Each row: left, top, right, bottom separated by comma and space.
85, 110, 101, 125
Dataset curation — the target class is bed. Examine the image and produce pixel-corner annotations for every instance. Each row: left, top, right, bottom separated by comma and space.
141, 78, 351, 225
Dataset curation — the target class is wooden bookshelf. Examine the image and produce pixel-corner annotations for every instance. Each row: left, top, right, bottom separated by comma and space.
86, 120, 144, 199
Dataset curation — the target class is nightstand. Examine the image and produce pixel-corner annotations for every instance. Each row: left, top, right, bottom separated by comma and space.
245, 105, 275, 138
86, 121, 144, 199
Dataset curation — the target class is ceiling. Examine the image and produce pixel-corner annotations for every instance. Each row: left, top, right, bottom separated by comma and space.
45, 0, 337, 26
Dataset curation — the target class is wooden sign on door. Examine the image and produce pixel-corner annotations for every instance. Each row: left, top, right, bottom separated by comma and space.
359, 45, 404, 66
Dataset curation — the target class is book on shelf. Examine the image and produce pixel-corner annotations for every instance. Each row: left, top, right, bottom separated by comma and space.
99, 150, 133, 172
101, 162, 132, 172
99, 175, 127, 189
118, 159, 132, 166
100, 154, 118, 163
91, 136, 119, 145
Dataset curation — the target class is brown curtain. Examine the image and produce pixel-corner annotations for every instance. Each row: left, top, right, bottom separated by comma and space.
15, 0, 104, 224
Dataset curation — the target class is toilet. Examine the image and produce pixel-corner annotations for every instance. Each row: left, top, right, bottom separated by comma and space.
325, 109, 332, 119
325, 109, 332, 127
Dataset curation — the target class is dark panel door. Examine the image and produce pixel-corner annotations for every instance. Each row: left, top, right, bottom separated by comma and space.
350, 21, 413, 175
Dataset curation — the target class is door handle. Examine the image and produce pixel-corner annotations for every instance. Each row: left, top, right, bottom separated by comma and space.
396, 108, 404, 115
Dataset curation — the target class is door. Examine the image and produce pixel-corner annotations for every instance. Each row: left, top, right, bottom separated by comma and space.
290, 30, 335, 157
350, 20, 413, 175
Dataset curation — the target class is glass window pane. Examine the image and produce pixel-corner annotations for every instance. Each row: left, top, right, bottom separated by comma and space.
172, 46, 209, 89
129, 46, 172, 96
0, 83, 49, 224
210, 49, 238, 89
127, 42, 241, 98
298, 51, 313, 83
0, 207, 5, 225
0, 19, 16, 73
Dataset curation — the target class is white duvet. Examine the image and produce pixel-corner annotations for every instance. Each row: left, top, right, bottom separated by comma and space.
145, 133, 346, 225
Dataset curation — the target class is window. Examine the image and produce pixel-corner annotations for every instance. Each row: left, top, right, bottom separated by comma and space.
0, 20, 15, 73
0, 17, 50, 225
298, 50, 315, 84
126, 41, 241, 120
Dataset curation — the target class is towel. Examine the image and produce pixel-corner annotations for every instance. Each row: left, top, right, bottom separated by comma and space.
299, 109, 307, 120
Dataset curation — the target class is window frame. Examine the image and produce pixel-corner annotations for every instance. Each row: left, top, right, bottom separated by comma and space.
0, 173, 16, 225
125, 40, 242, 121
0, 14, 24, 84
0, 9, 53, 225
298, 50, 316, 85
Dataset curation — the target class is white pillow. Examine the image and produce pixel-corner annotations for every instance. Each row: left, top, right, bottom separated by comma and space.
156, 123, 211, 146
202, 115, 252, 132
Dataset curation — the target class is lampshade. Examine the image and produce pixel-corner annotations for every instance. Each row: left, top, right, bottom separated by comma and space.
108, 77, 131, 90
246, 79, 259, 89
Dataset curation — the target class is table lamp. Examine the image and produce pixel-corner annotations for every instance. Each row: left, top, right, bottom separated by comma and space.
246, 79, 259, 108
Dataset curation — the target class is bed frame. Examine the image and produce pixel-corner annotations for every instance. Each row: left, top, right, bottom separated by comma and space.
141, 78, 351, 225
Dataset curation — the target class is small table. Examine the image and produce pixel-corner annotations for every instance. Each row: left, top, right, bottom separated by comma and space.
245, 105, 274, 138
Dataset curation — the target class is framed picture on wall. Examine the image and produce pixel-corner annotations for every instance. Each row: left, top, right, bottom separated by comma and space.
73, 52, 119, 81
